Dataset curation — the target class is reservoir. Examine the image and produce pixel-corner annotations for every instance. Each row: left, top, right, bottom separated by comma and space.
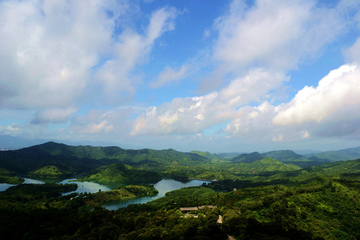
0, 178, 209, 210
101, 179, 209, 210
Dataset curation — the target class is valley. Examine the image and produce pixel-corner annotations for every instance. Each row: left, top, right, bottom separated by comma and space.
1, 142, 360, 239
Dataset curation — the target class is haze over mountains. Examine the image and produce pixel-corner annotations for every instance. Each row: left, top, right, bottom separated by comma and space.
1, 140, 360, 181
2, 134, 360, 161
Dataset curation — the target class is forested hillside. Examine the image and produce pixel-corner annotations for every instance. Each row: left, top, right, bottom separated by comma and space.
1, 141, 360, 239
1, 166, 360, 239
0, 142, 209, 176
306, 146, 360, 162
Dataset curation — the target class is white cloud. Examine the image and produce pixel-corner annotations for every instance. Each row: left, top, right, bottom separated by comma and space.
95, 7, 178, 96
224, 102, 284, 142
0, 0, 124, 109
302, 131, 310, 138
132, 69, 287, 135
273, 64, 360, 125
150, 64, 189, 88
0, 1, 178, 111
31, 107, 77, 124
6, 123, 20, 132
70, 108, 132, 140
225, 63, 360, 143
209, 0, 358, 78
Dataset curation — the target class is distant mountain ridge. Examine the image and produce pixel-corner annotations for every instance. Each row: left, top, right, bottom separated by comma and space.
0, 141, 210, 175
231, 150, 330, 168
190, 151, 219, 160
232, 152, 263, 163
306, 146, 360, 162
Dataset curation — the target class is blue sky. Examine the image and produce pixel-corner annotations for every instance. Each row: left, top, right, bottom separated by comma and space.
1, 0, 360, 153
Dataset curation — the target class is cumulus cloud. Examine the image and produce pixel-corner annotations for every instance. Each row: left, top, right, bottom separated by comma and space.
0, 1, 178, 112
0, 0, 123, 109
213, 0, 356, 71
224, 102, 284, 142
150, 64, 189, 88
273, 64, 360, 125
225, 63, 360, 142
132, 69, 287, 135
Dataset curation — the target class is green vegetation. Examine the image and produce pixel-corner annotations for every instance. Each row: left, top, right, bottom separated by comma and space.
0, 167, 24, 184
158, 158, 301, 182
307, 146, 360, 162
147, 186, 217, 209
77, 163, 162, 185
1, 173, 360, 239
0, 142, 210, 177
0, 183, 77, 206
191, 151, 219, 160
231, 150, 330, 168
232, 152, 263, 163
0, 175, 24, 184
0, 167, 15, 175
2, 142, 360, 239
28, 165, 73, 178
264, 150, 311, 162
219, 178, 360, 240
215, 152, 241, 159
82, 184, 158, 206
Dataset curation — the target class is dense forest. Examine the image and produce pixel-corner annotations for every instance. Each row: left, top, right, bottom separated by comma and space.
1, 142, 360, 239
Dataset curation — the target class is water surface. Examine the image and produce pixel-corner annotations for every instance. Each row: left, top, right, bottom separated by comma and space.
102, 179, 209, 210
0, 177, 209, 211
60, 179, 112, 195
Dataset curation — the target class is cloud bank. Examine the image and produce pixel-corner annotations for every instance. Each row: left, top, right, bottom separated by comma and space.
1, 0, 360, 152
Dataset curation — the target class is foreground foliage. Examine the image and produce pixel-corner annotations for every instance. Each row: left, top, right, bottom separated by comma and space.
2, 142, 360, 239
1, 174, 360, 239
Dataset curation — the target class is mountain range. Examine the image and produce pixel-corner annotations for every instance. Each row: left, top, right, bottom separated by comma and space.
1, 140, 360, 181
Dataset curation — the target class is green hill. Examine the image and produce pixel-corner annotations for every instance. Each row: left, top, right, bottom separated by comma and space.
215, 152, 241, 159
240, 158, 302, 172
305, 158, 360, 177
261, 150, 309, 162
0, 167, 15, 176
0, 142, 210, 175
34, 142, 209, 166
260, 158, 360, 187
261, 150, 329, 168
0, 167, 24, 184
307, 146, 360, 162
191, 151, 218, 160
231, 150, 329, 168
77, 163, 162, 185
27, 165, 74, 178
231, 152, 263, 163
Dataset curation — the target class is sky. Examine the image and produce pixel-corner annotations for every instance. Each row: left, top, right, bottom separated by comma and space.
1, 0, 360, 153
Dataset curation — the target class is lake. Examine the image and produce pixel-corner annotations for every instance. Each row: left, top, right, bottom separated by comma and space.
102, 179, 209, 210
0, 177, 45, 191
0, 178, 209, 210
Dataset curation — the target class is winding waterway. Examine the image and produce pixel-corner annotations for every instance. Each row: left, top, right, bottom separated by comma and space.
0, 178, 209, 210
102, 179, 209, 210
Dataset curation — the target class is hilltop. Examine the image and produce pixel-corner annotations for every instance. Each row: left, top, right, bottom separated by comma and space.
0, 141, 209, 176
